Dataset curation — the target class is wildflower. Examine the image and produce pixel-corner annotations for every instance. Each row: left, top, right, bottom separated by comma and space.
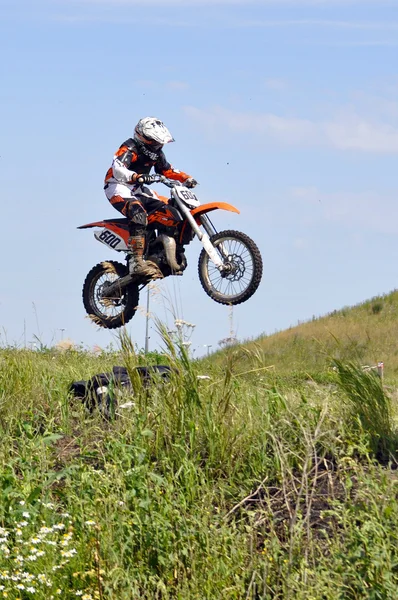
22, 512, 30, 519
60, 532, 73, 545
118, 501, 125, 506
61, 548, 77, 558
15, 530, 22, 537
0, 587, 3, 591
17, 521, 28, 528
31, 538, 40, 545
52, 524, 65, 531
39, 527, 52, 535
56, 590, 62, 594
19, 501, 25, 506
16, 584, 25, 590
26, 588, 36, 594
75, 592, 83, 596
84, 521, 96, 527
82, 595, 93, 600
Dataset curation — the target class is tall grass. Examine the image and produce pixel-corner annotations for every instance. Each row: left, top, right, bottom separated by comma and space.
333, 359, 394, 459
0, 333, 398, 597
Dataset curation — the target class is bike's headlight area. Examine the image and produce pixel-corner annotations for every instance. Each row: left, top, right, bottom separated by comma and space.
185, 200, 200, 208
174, 187, 200, 208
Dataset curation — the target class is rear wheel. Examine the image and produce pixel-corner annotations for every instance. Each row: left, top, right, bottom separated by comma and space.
82, 261, 139, 329
198, 230, 262, 305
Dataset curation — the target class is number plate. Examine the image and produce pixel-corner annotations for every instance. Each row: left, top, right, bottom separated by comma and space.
94, 229, 127, 251
175, 186, 200, 208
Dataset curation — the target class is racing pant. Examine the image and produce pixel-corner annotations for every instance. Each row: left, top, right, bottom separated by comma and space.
104, 182, 181, 236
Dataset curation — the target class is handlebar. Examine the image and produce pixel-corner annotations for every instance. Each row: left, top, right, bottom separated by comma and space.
137, 174, 181, 189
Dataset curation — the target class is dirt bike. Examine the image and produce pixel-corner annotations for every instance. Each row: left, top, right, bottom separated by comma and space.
78, 175, 263, 329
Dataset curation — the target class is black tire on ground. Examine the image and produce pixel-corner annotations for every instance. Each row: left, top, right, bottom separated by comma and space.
198, 230, 263, 305
82, 261, 140, 329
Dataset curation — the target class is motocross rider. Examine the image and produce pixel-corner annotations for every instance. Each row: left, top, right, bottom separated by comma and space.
104, 117, 198, 278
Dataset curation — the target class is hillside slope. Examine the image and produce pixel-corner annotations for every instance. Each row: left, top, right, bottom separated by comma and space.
239, 290, 398, 376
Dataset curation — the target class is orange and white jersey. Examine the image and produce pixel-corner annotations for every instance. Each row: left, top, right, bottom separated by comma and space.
104, 137, 191, 189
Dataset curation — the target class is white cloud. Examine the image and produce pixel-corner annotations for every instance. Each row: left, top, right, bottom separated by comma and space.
265, 78, 288, 91
78, 0, 395, 4
133, 80, 189, 92
184, 105, 398, 153
330, 40, 398, 47
293, 237, 309, 249
50, 12, 398, 33
134, 79, 158, 88
232, 19, 398, 30
291, 187, 398, 234
166, 81, 190, 91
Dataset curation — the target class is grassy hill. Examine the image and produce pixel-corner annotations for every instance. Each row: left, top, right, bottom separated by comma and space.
234, 289, 398, 378
1, 302, 398, 598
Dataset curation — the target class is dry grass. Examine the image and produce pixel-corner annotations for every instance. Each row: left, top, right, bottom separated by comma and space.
236, 290, 398, 376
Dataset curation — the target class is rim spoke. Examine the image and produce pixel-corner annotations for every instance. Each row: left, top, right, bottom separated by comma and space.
91, 271, 126, 319
204, 236, 255, 299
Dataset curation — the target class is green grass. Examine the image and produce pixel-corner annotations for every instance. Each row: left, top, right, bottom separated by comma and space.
1, 321, 398, 598
227, 289, 398, 378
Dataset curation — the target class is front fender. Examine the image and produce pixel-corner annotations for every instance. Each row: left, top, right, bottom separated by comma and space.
190, 202, 240, 219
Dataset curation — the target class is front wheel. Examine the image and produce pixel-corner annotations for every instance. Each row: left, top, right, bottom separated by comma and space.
82, 261, 140, 329
198, 230, 263, 305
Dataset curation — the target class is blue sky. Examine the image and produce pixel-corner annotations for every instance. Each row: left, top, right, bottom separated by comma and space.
1, 0, 397, 355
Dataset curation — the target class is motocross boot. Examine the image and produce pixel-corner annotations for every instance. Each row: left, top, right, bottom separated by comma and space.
128, 235, 163, 279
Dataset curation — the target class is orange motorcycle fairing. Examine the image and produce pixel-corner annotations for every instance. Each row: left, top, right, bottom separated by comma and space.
147, 207, 179, 228
78, 220, 130, 244
179, 202, 240, 245
190, 202, 240, 219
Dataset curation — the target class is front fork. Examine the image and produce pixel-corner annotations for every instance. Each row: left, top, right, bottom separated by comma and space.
199, 214, 229, 263
173, 198, 224, 270
199, 214, 217, 238
192, 215, 226, 270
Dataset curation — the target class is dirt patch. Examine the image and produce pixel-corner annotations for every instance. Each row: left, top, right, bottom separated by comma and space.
226, 459, 355, 547
54, 435, 81, 465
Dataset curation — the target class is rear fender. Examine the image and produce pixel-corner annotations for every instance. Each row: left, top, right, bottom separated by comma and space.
78, 221, 109, 229
78, 221, 130, 250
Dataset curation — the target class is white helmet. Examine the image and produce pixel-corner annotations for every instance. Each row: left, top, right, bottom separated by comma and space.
134, 117, 174, 150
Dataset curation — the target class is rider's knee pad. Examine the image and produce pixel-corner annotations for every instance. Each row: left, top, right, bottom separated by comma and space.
127, 201, 148, 227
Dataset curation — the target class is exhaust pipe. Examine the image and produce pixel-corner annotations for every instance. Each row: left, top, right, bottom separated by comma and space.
158, 234, 182, 272
102, 236, 180, 298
